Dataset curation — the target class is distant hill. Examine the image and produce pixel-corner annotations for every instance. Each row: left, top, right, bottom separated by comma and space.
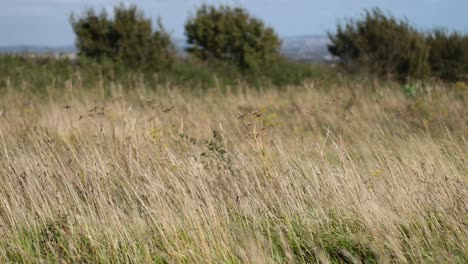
0, 45, 76, 54
0, 35, 336, 63
281, 35, 336, 63
173, 35, 334, 63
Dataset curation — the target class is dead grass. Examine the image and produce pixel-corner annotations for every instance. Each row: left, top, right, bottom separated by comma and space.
0, 81, 466, 263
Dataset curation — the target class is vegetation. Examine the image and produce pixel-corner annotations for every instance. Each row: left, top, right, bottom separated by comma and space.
70, 4, 175, 70
0, 3, 467, 263
185, 5, 281, 69
0, 80, 466, 263
427, 29, 468, 82
0, 53, 331, 95
0, 4, 313, 93
328, 8, 431, 81
328, 8, 468, 83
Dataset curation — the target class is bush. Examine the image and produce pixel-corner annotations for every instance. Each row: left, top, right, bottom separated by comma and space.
185, 5, 281, 70
328, 8, 430, 82
70, 4, 175, 70
157, 58, 326, 90
426, 29, 468, 82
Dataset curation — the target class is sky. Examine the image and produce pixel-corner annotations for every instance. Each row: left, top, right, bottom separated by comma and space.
0, 0, 467, 46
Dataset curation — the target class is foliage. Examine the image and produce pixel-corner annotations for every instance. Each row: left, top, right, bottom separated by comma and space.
426, 29, 468, 82
402, 83, 418, 98
0, 54, 328, 96
328, 8, 431, 81
0, 55, 76, 96
70, 4, 175, 70
185, 5, 281, 70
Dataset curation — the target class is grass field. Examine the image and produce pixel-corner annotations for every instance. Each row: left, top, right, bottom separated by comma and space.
0, 80, 466, 263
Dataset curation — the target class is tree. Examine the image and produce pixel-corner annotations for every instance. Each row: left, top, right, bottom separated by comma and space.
328, 8, 430, 81
185, 5, 281, 69
70, 4, 175, 70
426, 29, 468, 82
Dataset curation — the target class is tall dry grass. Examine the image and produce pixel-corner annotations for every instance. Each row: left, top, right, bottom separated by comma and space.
0, 81, 466, 263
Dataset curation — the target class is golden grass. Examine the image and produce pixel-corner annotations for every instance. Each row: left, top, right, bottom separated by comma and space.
0, 81, 466, 263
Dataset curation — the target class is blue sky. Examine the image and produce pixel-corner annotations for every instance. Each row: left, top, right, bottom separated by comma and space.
1, 0, 467, 46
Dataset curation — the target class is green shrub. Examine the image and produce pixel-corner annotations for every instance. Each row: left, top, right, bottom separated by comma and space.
70, 4, 175, 70
402, 83, 419, 98
328, 8, 431, 82
184, 5, 281, 70
426, 29, 468, 82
